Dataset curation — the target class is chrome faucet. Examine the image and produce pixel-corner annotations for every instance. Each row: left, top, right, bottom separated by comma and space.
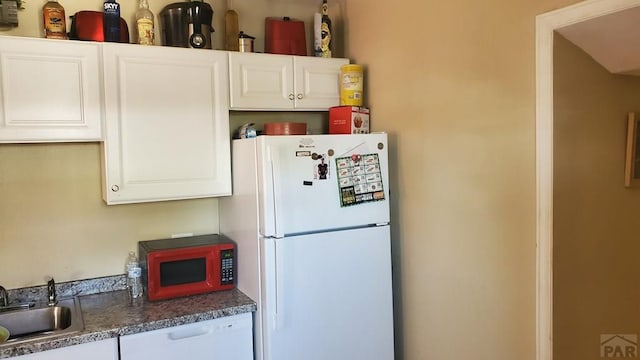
47, 277, 57, 306
0, 286, 8, 307
0, 285, 34, 312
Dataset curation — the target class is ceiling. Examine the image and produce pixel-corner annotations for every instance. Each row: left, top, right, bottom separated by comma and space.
556, 6, 640, 76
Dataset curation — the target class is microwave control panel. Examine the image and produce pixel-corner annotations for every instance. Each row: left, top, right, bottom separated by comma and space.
220, 249, 234, 285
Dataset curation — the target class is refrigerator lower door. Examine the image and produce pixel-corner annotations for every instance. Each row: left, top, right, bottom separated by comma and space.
260, 226, 394, 360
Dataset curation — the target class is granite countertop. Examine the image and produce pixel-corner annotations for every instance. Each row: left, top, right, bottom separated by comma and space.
0, 277, 256, 358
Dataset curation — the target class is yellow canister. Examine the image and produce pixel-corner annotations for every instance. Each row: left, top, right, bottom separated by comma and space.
340, 64, 364, 106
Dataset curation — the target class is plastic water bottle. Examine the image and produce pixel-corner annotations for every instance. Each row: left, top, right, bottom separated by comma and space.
126, 251, 143, 299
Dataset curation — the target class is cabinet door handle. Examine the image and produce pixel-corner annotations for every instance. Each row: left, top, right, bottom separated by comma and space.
111, 185, 120, 192
167, 326, 211, 341
288, 94, 294, 100
296, 93, 303, 99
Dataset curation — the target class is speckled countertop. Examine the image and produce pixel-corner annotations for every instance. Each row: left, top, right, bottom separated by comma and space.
0, 276, 256, 358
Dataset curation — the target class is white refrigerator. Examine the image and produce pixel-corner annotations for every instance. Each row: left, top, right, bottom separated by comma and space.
220, 133, 394, 360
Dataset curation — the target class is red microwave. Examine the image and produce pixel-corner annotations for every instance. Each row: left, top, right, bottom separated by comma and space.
138, 234, 236, 301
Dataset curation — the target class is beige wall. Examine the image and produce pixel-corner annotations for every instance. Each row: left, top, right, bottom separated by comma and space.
0, 143, 219, 288
343, 0, 578, 359
0, 0, 328, 290
1, 0, 609, 359
553, 33, 640, 360
1, 0, 344, 55
3, 0, 211, 43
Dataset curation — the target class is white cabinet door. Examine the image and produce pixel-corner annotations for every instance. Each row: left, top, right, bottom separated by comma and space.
0, 36, 102, 142
228, 52, 294, 110
229, 52, 348, 111
13, 338, 118, 360
101, 43, 231, 204
119, 313, 254, 360
293, 56, 348, 110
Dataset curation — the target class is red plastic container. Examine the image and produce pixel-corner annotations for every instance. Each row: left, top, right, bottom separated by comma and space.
265, 17, 306, 56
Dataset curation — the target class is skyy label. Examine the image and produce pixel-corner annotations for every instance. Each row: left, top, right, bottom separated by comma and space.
103, 0, 120, 42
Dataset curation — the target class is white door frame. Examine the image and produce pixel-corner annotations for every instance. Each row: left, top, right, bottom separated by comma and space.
536, 1, 640, 360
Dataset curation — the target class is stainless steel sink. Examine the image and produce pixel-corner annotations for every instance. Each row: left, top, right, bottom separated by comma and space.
0, 297, 84, 344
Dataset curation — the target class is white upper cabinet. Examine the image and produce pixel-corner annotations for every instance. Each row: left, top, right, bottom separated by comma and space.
228, 52, 348, 111
0, 36, 103, 142
101, 43, 231, 204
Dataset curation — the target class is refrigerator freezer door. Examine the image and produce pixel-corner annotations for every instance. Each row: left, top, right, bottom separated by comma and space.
260, 226, 394, 360
256, 133, 390, 237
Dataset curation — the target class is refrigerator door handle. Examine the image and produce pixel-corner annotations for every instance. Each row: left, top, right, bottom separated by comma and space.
273, 238, 285, 330
262, 146, 277, 236
269, 146, 284, 238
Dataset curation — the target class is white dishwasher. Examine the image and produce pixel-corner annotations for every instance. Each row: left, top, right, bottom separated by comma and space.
119, 313, 253, 360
